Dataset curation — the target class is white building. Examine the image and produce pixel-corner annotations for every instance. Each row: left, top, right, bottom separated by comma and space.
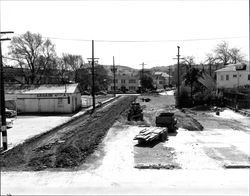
215, 62, 250, 89
6, 83, 82, 113
108, 74, 140, 92
153, 72, 171, 89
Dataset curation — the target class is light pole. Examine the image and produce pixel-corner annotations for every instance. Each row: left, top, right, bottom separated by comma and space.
0, 31, 14, 150
110, 56, 117, 97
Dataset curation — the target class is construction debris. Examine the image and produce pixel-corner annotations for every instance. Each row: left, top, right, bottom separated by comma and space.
134, 127, 167, 144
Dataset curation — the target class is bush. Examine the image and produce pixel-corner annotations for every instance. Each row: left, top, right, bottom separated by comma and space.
175, 89, 192, 108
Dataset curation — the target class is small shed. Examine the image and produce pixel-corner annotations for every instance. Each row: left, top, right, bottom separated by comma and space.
15, 83, 82, 113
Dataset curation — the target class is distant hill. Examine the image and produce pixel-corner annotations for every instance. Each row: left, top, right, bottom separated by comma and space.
103, 64, 173, 76
103, 65, 139, 76
150, 66, 172, 73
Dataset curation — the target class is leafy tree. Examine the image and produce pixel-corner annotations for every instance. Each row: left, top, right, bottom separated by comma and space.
75, 65, 110, 92
183, 67, 203, 103
93, 65, 110, 92
8, 31, 57, 84
140, 74, 154, 91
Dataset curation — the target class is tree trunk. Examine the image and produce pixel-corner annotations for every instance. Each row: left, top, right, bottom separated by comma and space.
209, 64, 211, 76
190, 83, 193, 106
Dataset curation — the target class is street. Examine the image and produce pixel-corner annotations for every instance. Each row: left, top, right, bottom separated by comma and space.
1, 92, 249, 195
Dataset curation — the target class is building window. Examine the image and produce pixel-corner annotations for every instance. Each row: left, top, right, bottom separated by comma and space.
248, 74, 250, 80
114, 79, 118, 83
121, 79, 126, 84
233, 74, 237, 78
159, 81, 163, 84
68, 97, 70, 104
129, 79, 136, 83
226, 75, 229, 80
129, 86, 136, 90
221, 75, 224, 81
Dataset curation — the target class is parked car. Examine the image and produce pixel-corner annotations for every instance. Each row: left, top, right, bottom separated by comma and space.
0, 116, 14, 128
6, 119, 13, 128
5, 108, 17, 118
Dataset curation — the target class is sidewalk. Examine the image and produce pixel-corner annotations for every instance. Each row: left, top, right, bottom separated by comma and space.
1, 96, 117, 151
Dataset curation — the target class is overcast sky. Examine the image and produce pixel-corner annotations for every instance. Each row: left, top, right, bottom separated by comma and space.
0, 0, 249, 69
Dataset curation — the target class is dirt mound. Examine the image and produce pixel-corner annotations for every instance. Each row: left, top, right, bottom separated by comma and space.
190, 105, 211, 111
0, 96, 136, 171
175, 111, 204, 131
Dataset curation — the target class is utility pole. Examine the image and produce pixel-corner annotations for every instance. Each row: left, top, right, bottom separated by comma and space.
91, 40, 95, 111
0, 31, 14, 151
111, 56, 117, 97
173, 46, 184, 107
140, 62, 146, 78
140, 62, 146, 92
168, 66, 171, 86
87, 40, 99, 112
177, 46, 180, 97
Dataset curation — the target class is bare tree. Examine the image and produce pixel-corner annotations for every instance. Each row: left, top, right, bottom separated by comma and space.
182, 56, 195, 72
204, 53, 217, 76
228, 47, 245, 64
213, 41, 231, 66
56, 57, 70, 84
62, 53, 84, 71
61, 53, 84, 82
8, 31, 57, 84
36, 39, 57, 83
213, 41, 245, 66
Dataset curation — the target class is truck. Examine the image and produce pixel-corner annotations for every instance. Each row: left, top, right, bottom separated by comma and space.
155, 112, 177, 133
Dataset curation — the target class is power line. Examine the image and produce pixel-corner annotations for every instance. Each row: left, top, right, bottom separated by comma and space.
14, 34, 248, 43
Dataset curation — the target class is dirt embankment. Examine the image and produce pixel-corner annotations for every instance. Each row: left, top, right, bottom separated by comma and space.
137, 95, 203, 131
0, 96, 136, 171
175, 110, 204, 131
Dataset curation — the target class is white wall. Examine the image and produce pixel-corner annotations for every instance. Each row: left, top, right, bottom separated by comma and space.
16, 93, 82, 113
216, 70, 250, 89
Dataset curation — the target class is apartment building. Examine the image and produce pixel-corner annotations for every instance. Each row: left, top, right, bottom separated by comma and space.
108, 74, 140, 92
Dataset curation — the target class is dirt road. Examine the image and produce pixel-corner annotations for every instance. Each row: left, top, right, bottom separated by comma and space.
1, 92, 250, 195
0, 96, 136, 171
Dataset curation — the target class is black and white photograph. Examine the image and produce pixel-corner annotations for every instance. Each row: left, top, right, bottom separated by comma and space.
0, 0, 249, 195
